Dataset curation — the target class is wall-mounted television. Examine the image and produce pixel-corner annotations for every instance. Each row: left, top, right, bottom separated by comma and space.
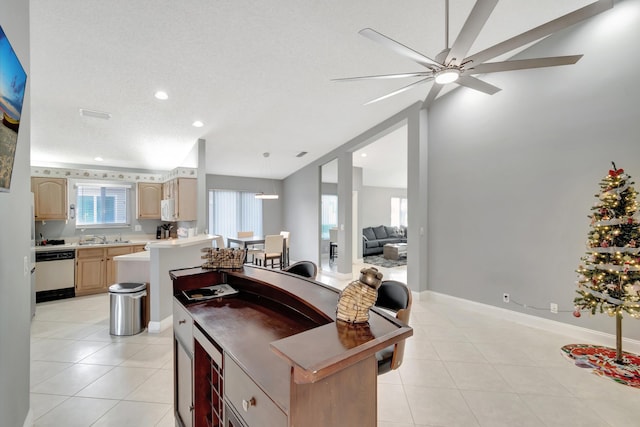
0, 24, 27, 193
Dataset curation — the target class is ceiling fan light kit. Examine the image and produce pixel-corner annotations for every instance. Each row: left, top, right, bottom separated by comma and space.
434, 68, 460, 85
334, 0, 614, 106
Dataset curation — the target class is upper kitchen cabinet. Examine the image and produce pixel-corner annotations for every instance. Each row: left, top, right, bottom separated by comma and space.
137, 182, 162, 219
163, 178, 196, 221
31, 177, 68, 220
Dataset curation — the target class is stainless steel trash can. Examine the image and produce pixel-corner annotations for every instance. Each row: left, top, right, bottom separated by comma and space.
109, 282, 147, 336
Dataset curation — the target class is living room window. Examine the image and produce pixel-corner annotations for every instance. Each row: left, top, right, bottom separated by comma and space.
390, 197, 407, 227
321, 194, 338, 240
208, 190, 263, 238
75, 182, 131, 228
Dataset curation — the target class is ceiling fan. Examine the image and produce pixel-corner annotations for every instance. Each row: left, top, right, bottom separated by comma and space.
334, 0, 613, 106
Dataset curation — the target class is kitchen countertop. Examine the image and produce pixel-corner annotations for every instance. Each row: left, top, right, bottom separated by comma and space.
35, 240, 150, 252
113, 251, 150, 261
145, 235, 214, 249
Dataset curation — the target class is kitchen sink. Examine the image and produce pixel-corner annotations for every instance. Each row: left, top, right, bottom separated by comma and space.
78, 240, 131, 246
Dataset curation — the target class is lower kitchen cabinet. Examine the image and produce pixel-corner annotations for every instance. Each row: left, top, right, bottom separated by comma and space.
75, 248, 105, 296
76, 244, 147, 296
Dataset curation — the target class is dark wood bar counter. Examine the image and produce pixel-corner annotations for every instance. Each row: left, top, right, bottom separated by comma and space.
170, 265, 413, 427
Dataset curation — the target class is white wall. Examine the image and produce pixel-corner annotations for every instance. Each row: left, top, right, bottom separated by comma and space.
359, 186, 407, 230
0, 0, 31, 425
284, 165, 320, 264
427, 0, 640, 339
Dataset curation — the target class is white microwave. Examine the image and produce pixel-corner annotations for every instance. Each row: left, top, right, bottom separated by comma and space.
161, 198, 175, 221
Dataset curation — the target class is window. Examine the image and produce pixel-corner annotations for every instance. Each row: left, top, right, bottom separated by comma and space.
390, 197, 407, 228
321, 194, 338, 240
76, 182, 131, 228
208, 190, 263, 238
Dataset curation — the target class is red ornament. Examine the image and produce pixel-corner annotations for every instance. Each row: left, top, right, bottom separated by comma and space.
601, 241, 609, 248
628, 217, 634, 224
573, 310, 582, 318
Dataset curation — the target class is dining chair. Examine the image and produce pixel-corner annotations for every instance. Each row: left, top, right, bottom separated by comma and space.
237, 231, 262, 263
283, 260, 317, 280
374, 280, 412, 375
329, 227, 338, 262
254, 234, 284, 269
280, 231, 290, 267
212, 235, 225, 249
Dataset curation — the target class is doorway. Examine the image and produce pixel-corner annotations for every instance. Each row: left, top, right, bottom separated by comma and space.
352, 124, 408, 280
320, 159, 338, 272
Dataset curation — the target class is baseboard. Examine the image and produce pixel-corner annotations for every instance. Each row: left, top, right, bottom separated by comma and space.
422, 290, 640, 355
148, 315, 173, 334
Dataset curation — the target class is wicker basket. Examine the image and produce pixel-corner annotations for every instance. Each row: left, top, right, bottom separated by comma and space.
201, 247, 246, 270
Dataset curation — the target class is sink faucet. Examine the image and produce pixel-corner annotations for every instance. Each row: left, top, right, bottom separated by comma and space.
96, 235, 107, 244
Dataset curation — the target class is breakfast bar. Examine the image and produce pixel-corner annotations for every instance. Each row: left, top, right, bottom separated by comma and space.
170, 265, 412, 427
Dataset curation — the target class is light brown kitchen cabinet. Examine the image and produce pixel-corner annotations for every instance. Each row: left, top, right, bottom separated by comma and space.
137, 182, 162, 219
75, 247, 105, 296
31, 177, 68, 220
132, 244, 146, 253
162, 179, 175, 201
76, 244, 145, 296
162, 178, 196, 221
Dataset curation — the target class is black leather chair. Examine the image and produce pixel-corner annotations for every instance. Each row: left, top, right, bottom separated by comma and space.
375, 280, 412, 375
283, 261, 318, 280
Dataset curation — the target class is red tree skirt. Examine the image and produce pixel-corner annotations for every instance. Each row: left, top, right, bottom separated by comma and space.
561, 344, 640, 388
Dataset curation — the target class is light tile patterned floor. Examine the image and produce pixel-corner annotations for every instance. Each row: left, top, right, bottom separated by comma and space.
29, 262, 640, 426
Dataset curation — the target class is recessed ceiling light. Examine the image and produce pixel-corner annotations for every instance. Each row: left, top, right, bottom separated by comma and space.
154, 91, 168, 100
94, 157, 104, 162
192, 121, 204, 128
361, 153, 367, 157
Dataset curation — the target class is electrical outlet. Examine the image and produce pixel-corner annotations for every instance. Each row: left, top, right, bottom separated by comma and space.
550, 303, 558, 314
134, 225, 142, 231
23, 256, 29, 277
503, 293, 510, 303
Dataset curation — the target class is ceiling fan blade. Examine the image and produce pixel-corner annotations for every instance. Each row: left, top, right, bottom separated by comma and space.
364, 77, 433, 105
424, 83, 444, 107
446, 0, 498, 66
466, 55, 583, 74
332, 72, 432, 82
455, 75, 501, 94
464, 0, 613, 66
359, 28, 442, 68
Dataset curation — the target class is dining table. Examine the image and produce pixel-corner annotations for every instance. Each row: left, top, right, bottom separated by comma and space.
226, 235, 266, 249
227, 235, 288, 267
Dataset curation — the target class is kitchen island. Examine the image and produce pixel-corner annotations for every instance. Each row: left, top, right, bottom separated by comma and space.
146, 235, 214, 332
171, 265, 413, 427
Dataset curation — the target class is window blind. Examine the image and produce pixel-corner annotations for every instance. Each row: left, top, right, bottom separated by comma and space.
208, 190, 263, 238
76, 183, 130, 227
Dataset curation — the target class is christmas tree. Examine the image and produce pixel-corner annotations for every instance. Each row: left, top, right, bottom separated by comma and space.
575, 163, 640, 363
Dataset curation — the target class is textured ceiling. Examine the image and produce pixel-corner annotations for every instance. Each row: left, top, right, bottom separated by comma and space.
29, 0, 595, 182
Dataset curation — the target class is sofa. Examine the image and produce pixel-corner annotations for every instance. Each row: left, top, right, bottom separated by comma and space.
362, 225, 406, 256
